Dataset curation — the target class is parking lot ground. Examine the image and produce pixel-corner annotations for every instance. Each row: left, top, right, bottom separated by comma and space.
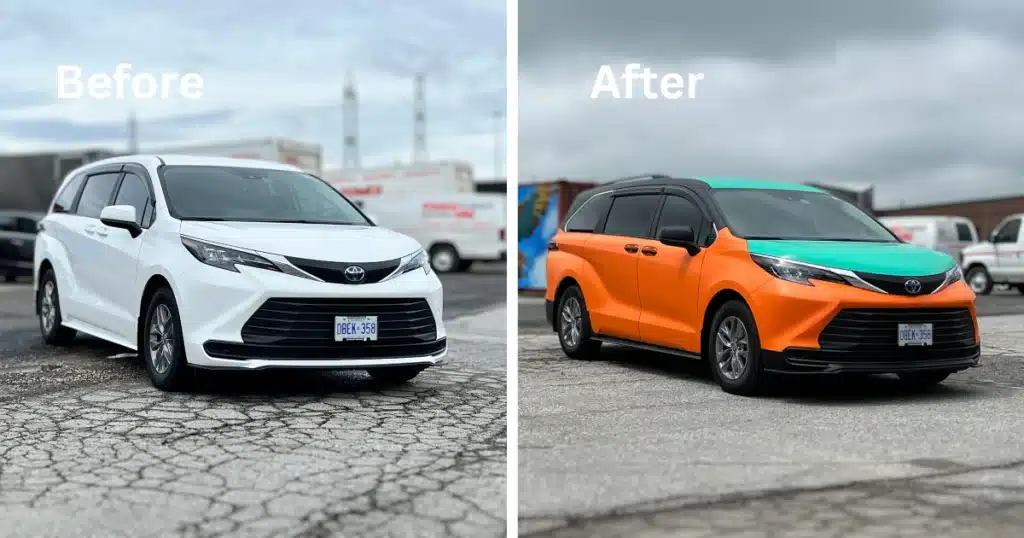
519, 315, 1024, 537
0, 272, 506, 538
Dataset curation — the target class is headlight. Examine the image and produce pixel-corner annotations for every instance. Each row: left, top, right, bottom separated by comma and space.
180, 236, 281, 273
401, 248, 431, 275
750, 254, 846, 286
934, 264, 962, 293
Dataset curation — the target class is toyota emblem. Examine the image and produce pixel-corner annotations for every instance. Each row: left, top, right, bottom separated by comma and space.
344, 265, 366, 283
904, 278, 922, 294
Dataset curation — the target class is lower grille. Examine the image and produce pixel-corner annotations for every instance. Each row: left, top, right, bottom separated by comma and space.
286, 256, 400, 285
206, 297, 442, 361
819, 308, 975, 354
854, 271, 946, 296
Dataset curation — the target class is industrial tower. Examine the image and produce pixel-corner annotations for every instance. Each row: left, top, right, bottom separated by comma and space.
342, 71, 360, 168
413, 72, 427, 162
127, 111, 138, 154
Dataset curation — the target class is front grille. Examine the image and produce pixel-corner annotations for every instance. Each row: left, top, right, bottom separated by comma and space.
206, 297, 443, 361
819, 308, 975, 354
854, 271, 946, 296
286, 256, 401, 285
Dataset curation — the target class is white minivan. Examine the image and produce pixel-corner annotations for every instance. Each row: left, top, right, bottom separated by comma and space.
877, 215, 979, 262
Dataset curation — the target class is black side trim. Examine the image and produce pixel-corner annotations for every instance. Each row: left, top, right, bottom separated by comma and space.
592, 335, 702, 360
203, 337, 447, 361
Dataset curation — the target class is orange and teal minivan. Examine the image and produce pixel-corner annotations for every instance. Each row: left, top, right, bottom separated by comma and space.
544, 176, 980, 395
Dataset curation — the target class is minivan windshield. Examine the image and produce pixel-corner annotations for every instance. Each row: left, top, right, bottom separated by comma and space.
159, 165, 371, 225
711, 188, 898, 242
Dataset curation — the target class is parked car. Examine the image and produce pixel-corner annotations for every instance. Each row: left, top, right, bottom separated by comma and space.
34, 155, 447, 390
0, 210, 43, 282
877, 215, 979, 262
960, 213, 1024, 295
545, 176, 978, 396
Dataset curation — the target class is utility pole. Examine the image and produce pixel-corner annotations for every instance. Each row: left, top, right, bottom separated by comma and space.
413, 72, 427, 162
127, 111, 138, 154
493, 109, 505, 178
343, 71, 360, 168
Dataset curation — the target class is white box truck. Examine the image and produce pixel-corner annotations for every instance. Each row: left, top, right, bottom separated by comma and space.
149, 137, 323, 176
323, 160, 476, 198
358, 193, 506, 273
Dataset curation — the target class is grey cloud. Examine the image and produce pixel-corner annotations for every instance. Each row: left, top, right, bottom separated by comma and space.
3, 109, 237, 144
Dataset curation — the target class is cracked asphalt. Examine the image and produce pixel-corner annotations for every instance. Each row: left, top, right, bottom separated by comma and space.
0, 268, 506, 538
519, 314, 1024, 537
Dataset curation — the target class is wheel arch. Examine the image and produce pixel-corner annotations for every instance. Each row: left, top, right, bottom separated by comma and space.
700, 288, 750, 359
137, 273, 174, 350
34, 259, 55, 315
550, 276, 581, 331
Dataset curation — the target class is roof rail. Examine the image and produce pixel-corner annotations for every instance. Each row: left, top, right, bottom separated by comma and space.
609, 174, 672, 183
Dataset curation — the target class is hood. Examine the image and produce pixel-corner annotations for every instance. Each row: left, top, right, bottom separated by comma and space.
745, 240, 956, 276
178, 221, 423, 262
961, 241, 994, 255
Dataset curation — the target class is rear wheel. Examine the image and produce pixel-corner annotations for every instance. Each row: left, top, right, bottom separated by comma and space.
429, 244, 460, 273
707, 300, 766, 396
143, 288, 192, 392
966, 266, 993, 295
367, 366, 425, 385
896, 371, 950, 390
556, 285, 601, 359
37, 269, 76, 346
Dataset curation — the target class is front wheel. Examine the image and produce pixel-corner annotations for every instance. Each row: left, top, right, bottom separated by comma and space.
142, 288, 192, 391
966, 266, 993, 295
707, 300, 766, 396
367, 366, 426, 385
37, 269, 76, 346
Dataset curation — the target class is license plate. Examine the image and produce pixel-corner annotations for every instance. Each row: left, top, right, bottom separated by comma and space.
335, 316, 378, 341
898, 323, 932, 346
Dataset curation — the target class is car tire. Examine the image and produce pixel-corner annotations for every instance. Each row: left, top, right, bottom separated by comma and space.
367, 366, 425, 385
142, 287, 192, 392
556, 285, 602, 359
37, 268, 76, 346
966, 265, 993, 295
429, 244, 460, 273
896, 371, 950, 390
707, 300, 766, 396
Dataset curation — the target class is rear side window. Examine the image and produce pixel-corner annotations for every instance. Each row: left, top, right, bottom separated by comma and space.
564, 194, 610, 232
0, 216, 16, 232
52, 173, 86, 213
75, 173, 121, 219
955, 222, 974, 242
602, 194, 661, 238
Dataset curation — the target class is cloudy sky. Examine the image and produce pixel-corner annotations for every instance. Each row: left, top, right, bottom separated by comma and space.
519, 0, 1024, 209
0, 0, 505, 175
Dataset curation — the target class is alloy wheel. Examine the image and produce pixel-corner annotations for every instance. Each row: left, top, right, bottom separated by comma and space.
40, 281, 56, 333
714, 315, 749, 380
560, 297, 582, 348
968, 271, 988, 293
148, 304, 175, 374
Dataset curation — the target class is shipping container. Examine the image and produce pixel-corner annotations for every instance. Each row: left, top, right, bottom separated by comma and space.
518, 179, 598, 291
0, 149, 118, 212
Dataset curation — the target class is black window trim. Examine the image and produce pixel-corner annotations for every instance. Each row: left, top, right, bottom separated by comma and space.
596, 188, 664, 239
652, 188, 716, 247
69, 165, 126, 219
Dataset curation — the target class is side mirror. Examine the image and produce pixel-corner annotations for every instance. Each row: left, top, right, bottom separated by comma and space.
100, 205, 142, 238
988, 231, 998, 243
658, 225, 700, 255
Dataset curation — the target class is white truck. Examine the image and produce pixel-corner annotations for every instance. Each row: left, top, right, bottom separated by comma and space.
877, 215, 979, 261
323, 160, 476, 199
358, 193, 506, 273
148, 137, 323, 176
960, 213, 1024, 295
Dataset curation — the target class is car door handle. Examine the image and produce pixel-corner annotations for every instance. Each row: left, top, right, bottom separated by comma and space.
624, 244, 639, 253
547, 242, 559, 251
641, 246, 657, 256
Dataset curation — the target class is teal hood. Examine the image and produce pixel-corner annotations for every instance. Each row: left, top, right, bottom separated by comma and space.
745, 240, 956, 276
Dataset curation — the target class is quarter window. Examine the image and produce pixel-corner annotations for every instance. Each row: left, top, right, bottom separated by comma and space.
602, 194, 661, 238
564, 195, 610, 232
52, 173, 86, 214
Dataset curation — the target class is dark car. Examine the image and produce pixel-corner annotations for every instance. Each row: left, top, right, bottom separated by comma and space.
0, 211, 42, 282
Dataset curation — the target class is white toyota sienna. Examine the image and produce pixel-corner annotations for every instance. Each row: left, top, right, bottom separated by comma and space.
34, 155, 447, 391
